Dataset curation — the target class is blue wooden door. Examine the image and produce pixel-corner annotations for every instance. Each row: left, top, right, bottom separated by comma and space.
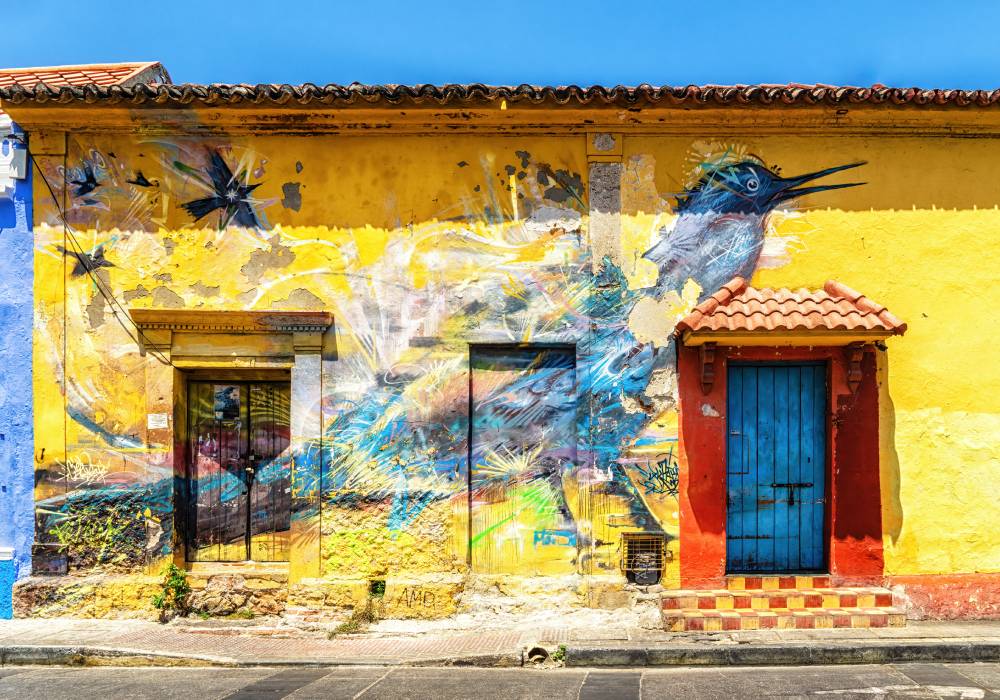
726, 364, 827, 573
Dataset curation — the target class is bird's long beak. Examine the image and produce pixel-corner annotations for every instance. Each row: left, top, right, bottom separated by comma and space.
774, 161, 867, 202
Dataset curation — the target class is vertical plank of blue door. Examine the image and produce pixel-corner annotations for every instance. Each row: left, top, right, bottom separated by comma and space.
755, 367, 775, 571
786, 367, 803, 570
741, 366, 758, 570
726, 366, 743, 570
757, 367, 788, 571
806, 365, 827, 570
799, 365, 818, 570
772, 367, 790, 571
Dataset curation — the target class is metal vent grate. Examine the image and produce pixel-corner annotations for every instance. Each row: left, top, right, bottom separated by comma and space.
621, 533, 665, 585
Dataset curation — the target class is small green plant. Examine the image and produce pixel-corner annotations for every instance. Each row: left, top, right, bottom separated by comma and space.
328, 596, 382, 637
551, 644, 567, 663
152, 563, 191, 620
232, 608, 256, 620
197, 611, 211, 620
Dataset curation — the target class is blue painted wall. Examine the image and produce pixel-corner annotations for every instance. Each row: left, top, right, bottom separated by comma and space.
0, 122, 33, 617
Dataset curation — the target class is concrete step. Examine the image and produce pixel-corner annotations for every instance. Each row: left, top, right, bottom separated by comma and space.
726, 575, 832, 590
663, 606, 907, 632
662, 587, 895, 611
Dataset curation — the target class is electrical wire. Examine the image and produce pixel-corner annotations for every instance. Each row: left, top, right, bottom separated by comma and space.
26, 148, 177, 368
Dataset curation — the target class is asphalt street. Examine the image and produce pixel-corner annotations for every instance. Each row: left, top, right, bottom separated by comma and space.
0, 662, 997, 699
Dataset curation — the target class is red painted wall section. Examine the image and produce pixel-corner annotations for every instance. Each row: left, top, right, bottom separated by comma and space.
829, 348, 884, 584
677, 344, 728, 588
888, 573, 1000, 619
678, 343, 885, 588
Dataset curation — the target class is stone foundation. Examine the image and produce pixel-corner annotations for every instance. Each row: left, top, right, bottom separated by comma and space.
15, 570, 633, 621
14, 574, 162, 619
187, 570, 288, 616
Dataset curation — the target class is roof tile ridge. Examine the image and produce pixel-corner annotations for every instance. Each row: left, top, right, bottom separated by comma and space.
675, 277, 746, 334
824, 280, 907, 334
713, 277, 748, 308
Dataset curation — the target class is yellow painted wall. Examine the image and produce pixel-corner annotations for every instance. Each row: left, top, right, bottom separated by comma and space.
26, 124, 1000, 613
623, 135, 1000, 576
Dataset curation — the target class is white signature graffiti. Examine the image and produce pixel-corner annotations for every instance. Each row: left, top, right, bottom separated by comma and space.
60, 453, 110, 485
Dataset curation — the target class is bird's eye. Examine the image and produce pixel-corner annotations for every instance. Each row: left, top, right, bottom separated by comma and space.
746, 178, 759, 192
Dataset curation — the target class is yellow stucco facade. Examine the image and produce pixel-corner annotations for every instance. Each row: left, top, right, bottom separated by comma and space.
7, 95, 999, 619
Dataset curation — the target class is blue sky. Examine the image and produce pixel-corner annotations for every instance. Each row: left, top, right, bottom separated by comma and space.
5, 1, 998, 88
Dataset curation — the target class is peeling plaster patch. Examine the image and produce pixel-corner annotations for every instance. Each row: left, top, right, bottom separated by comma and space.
154, 272, 172, 283
162, 238, 176, 256
236, 289, 259, 307
588, 161, 621, 268
85, 293, 106, 329
645, 366, 679, 408
271, 288, 324, 310
281, 182, 302, 211
295, 161, 303, 174
524, 206, 582, 235
592, 133, 617, 152
627, 281, 700, 347
241, 235, 295, 284
151, 286, 184, 308
189, 282, 220, 298
627, 295, 681, 347
253, 158, 268, 179
701, 403, 720, 418
122, 285, 150, 303
543, 169, 585, 204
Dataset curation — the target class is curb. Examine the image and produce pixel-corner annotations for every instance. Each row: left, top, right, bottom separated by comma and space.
0, 645, 524, 669
564, 640, 1000, 667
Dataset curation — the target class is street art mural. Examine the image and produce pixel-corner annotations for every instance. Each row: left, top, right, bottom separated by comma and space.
29, 134, 865, 609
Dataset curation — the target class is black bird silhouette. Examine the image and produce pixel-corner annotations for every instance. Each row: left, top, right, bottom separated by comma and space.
179, 150, 261, 228
69, 165, 100, 197
57, 245, 115, 276
127, 171, 155, 188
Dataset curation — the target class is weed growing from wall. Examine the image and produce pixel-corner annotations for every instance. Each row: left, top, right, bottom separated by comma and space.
152, 563, 191, 622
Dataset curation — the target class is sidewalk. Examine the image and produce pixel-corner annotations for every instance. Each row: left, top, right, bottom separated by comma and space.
1, 618, 999, 667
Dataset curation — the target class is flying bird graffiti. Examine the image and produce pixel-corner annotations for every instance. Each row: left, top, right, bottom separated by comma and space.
176, 150, 262, 228
69, 164, 100, 197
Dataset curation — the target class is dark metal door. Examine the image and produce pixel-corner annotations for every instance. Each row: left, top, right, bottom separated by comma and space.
726, 364, 827, 573
187, 381, 291, 562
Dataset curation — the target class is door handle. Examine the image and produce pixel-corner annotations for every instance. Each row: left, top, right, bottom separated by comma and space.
771, 482, 813, 507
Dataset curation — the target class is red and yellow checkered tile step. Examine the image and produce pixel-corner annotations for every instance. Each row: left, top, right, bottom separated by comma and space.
661, 587, 895, 611
662, 578, 905, 632
725, 575, 831, 590
663, 607, 907, 632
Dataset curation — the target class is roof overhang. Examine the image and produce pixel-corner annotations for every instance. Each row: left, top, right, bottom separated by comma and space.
5, 83, 1000, 135
678, 329, 898, 347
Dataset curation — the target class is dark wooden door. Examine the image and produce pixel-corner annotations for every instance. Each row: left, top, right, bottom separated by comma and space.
726, 364, 827, 573
187, 381, 291, 562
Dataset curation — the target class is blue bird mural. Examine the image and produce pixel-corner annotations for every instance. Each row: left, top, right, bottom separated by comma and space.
643, 157, 866, 300
36, 150, 872, 574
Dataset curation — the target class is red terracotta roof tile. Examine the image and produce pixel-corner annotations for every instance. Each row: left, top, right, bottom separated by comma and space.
0, 62, 169, 89
675, 278, 907, 337
1, 82, 999, 109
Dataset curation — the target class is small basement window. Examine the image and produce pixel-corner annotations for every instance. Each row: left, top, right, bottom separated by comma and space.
622, 532, 665, 585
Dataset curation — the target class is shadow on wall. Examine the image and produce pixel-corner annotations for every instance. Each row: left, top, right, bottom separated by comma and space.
878, 348, 904, 544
